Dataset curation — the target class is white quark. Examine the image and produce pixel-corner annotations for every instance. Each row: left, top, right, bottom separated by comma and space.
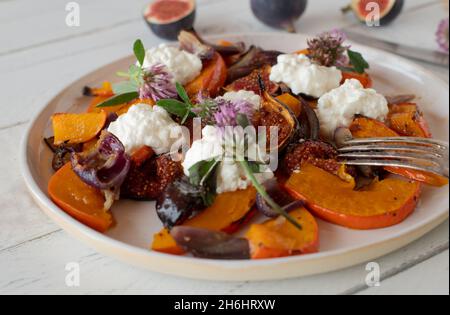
182, 125, 274, 194
270, 54, 342, 98
220, 90, 262, 110
317, 79, 389, 138
142, 44, 202, 85
107, 104, 183, 155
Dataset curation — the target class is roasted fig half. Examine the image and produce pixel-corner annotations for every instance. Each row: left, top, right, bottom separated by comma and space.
251, 0, 308, 33
226, 66, 278, 95
343, 0, 404, 26
256, 88, 299, 152
143, 0, 196, 40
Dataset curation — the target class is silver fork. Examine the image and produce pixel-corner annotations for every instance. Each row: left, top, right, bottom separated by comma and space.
338, 137, 449, 178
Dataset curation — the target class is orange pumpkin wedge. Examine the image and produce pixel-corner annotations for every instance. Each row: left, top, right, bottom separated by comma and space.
341, 71, 373, 88
350, 117, 448, 187
285, 164, 422, 230
52, 111, 107, 145
48, 163, 113, 233
185, 52, 227, 98
151, 187, 257, 255
246, 208, 319, 259
387, 103, 432, 138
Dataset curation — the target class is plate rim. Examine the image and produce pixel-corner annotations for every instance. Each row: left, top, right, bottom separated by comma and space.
20, 32, 450, 280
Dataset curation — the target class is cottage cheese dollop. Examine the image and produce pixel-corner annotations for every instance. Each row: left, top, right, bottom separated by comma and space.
220, 90, 261, 110
317, 79, 389, 137
107, 104, 183, 155
182, 126, 274, 194
270, 54, 342, 98
142, 44, 202, 85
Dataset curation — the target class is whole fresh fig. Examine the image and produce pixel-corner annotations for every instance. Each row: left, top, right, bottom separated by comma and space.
250, 0, 308, 33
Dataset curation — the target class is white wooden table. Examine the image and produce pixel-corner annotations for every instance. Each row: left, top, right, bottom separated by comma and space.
0, 0, 448, 295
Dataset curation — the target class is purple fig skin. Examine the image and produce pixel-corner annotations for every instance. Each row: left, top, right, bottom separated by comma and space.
171, 226, 251, 260
251, 0, 308, 33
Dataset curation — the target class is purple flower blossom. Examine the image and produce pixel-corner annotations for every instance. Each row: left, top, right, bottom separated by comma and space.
139, 63, 178, 101
436, 18, 449, 54
213, 98, 255, 131
307, 29, 350, 67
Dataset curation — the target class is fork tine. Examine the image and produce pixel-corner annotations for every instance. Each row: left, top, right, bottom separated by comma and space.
344, 137, 448, 151
339, 159, 447, 178
338, 151, 442, 167
339, 144, 445, 158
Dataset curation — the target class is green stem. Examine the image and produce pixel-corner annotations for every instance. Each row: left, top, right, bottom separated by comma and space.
239, 160, 303, 231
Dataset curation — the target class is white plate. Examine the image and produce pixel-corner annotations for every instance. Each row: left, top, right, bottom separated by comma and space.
21, 33, 449, 281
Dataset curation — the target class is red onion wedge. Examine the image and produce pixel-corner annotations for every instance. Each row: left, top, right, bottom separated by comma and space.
71, 131, 130, 190
171, 226, 251, 260
256, 178, 304, 218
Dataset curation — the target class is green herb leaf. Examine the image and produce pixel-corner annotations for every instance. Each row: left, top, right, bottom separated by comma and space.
236, 113, 251, 128
247, 161, 262, 174
189, 159, 219, 207
112, 81, 139, 95
176, 82, 191, 105
189, 160, 219, 187
157, 99, 194, 119
347, 49, 370, 74
134, 39, 146, 67
202, 191, 217, 207
96, 92, 139, 108
116, 71, 131, 78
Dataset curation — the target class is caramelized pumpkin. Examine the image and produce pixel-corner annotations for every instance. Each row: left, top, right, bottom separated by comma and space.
387, 103, 432, 138
341, 71, 373, 88
48, 163, 113, 232
52, 111, 107, 145
152, 187, 257, 254
185, 52, 227, 98
285, 164, 421, 230
246, 208, 319, 259
350, 117, 448, 187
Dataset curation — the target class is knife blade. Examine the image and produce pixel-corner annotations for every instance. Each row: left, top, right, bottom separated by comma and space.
343, 29, 449, 67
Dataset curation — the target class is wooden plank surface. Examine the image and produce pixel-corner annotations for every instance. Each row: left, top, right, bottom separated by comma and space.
0, 0, 448, 295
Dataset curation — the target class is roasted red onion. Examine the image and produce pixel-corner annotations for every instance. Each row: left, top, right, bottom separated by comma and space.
104, 112, 119, 130
256, 178, 304, 218
171, 226, 250, 260
298, 96, 320, 140
178, 30, 215, 60
71, 131, 130, 190
44, 137, 82, 171
226, 46, 282, 83
385, 94, 416, 105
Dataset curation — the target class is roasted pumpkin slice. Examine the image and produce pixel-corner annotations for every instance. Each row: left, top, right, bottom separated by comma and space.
48, 163, 113, 232
350, 116, 448, 187
246, 208, 319, 259
185, 52, 227, 98
285, 164, 421, 230
387, 103, 432, 138
52, 112, 107, 145
152, 187, 257, 255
